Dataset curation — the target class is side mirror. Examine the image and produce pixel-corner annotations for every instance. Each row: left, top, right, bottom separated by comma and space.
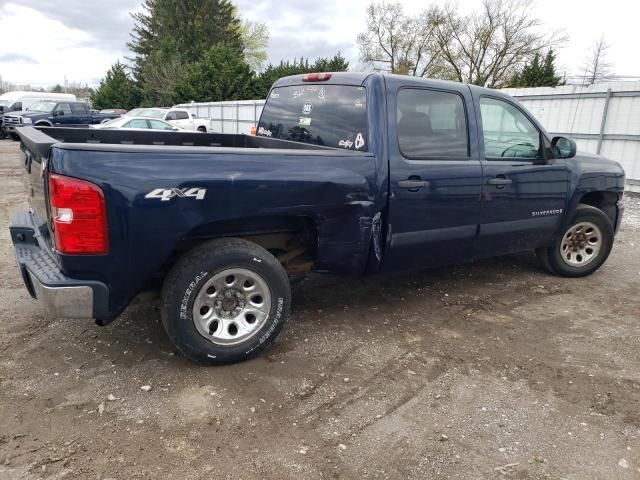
551, 136, 576, 159
0, 106, 4, 113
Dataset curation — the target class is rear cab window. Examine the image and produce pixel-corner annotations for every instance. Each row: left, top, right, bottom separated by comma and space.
257, 85, 368, 151
397, 88, 469, 159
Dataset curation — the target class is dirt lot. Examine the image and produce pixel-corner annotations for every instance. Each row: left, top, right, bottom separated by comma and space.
0, 139, 639, 480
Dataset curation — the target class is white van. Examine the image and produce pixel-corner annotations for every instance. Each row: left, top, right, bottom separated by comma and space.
0, 91, 77, 113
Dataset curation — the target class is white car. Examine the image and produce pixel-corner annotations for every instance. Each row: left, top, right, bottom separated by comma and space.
91, 117, 184, 131
127, 107, 210, 132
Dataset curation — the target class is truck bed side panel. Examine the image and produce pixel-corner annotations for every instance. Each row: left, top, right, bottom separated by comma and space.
49, 147, 378, 317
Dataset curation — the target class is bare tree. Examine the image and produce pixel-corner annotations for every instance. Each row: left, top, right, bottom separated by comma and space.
240, 20, 269, 72
431, 0, 566, 87
357, 2, 444, 77
584, 35, 613, 85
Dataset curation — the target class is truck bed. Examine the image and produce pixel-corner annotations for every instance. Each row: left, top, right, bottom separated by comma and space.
19, 126, 338, 159
15, 125, 382, 322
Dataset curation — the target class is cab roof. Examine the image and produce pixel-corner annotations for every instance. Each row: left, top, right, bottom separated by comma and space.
271, 71, 500, 96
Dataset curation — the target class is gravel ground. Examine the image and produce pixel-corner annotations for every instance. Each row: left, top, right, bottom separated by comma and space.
0, 139, 639, 479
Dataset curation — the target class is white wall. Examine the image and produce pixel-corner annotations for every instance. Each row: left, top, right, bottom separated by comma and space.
176, 81, 640, 191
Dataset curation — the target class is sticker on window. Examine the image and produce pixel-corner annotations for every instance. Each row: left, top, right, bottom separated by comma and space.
299, 117, 311, 126
302, 103, 313, 115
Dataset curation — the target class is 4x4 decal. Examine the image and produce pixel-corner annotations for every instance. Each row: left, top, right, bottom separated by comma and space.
145, 188, 206, 201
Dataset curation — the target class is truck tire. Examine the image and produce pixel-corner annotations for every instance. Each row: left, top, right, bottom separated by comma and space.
161, 238, 291, 364
536, 204, 614, 277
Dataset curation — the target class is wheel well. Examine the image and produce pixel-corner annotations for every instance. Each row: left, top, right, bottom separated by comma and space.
158, 216, 317, 281
578, 191, 618, 225
197, 126, 207, 132
35, 121, 52, 126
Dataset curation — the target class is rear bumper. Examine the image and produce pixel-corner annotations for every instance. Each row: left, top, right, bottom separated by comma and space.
10, 210, 110, 320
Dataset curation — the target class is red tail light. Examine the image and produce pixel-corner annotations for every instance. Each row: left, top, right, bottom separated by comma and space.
48, 173, 108, 254
302, 72, 332, 82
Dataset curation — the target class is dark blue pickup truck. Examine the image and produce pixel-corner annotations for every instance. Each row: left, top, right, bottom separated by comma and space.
10, 72, 625, 364
3, 100, 120, 137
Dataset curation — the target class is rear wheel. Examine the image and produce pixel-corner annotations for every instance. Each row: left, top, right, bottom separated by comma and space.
537, 204, 614, 277
161, 238, 291, 364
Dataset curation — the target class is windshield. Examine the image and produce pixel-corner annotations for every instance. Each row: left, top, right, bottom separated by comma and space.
257, 84, 368, 150
27, 101, 56, 113
100, 117, 122, 126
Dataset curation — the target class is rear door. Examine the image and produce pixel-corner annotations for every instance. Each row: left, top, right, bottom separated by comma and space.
473, 93, 569, 256
70, 103, 90, 125
383, 80, 482, 272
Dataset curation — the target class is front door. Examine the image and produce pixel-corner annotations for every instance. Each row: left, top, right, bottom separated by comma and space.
474, 94, 569, 256
383, 83, 483, 272
53, 102, 74, 125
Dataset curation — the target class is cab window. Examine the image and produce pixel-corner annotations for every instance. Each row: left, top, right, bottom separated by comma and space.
71, 103, 88, 114
258, 85, 368, 150
56, 103, 72, 115
397, 88, 468, 159
479, 97, 540, 160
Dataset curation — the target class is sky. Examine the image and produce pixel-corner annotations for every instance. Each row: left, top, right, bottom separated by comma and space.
0, 0, 637, 88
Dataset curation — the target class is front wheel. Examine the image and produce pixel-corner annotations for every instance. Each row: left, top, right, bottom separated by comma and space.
161, 238, 291, 364
537, 204, 614, 277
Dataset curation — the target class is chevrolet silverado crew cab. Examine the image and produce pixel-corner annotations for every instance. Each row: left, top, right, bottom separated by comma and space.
10, 72, 625, 364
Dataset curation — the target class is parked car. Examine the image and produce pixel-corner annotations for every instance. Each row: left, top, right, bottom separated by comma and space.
0, 91, 77, 138
91, 116, 183, 131
3, 101, 120, 137
133, 107, 210, 132
10, 72, 625, 365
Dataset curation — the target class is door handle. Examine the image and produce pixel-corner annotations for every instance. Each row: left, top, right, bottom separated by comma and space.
398, 179, 430, 189
487, 176, 512, 188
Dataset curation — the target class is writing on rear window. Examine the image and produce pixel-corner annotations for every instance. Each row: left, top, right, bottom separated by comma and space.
257, 85, 367, 151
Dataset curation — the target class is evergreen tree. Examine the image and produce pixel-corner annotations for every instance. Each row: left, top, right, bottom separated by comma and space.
91, 62, 141, 110
173, 44, 258, 103
253, 53, 349, 98
510, 49, 564, 88
128, 0, 243, 103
